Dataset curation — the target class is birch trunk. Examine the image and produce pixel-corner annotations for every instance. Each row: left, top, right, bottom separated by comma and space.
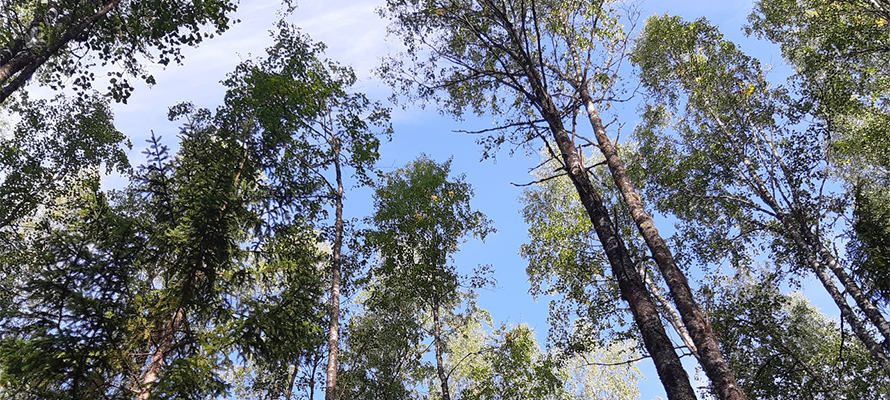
811, 265, 890, 374
528, 82, 696, 400
718, 125, 890, 375
579, 89, 747, 400
431, 301, 451, 400
325, 139, 345, 400
645, 272, 701, 363
810, 235, 890, 344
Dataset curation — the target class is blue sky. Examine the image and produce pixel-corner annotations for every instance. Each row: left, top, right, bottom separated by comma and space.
74, 0, 839, 397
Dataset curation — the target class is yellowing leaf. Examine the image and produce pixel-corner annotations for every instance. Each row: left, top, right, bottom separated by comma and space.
739, 82, 755, 97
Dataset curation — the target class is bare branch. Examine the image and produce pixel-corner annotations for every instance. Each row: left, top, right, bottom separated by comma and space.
511, 169, 568, 187
453, 118, 547, 135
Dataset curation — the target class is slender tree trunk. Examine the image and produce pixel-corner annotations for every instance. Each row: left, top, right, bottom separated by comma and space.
431, 300, 451, 400
310, 352, 321, 400
645, 271, 701, 363
530, 86, 696, 400
579, 90, 747, 400
137, 307, 184, 400
776, 209, 890, 374
723, 102, 890, 345
435, 2, 696, 397
811, 265, 890, 374
810, 235, 890, 344
715, 125, 890, 374
325, 140, 345, 400
285, 366, 297, 400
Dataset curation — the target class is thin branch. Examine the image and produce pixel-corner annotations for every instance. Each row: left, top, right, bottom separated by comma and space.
453, 118, 546, 135
446, 348, 489, 379
580, 353, 649, 367
528, 152, 562, 173
511, 169, 568, 187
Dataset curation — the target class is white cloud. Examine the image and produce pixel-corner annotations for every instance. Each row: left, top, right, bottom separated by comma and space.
289, 0, 400, 81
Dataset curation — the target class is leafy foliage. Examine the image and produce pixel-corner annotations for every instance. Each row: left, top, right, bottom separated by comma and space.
848, 183, 890, 305
632, 10, 890, 386
709, 270, 890, 399
748, 0, 890, 309
451, 324, 565, 400
0, 176, 140, 399
368, 156, 492, 294
748, 0, 890, 175
361, 156, 494, 400
0, 18, 390, 399
0, 92, 129, 231
632, 14, 829, 278
0, 0, 240, 103
339, 287, 429, 400
521, 151, 644, 353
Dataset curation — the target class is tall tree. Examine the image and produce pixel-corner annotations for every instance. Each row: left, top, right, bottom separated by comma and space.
631, 14, 890, 374
0, 0, 238, 103
218, 21, 391, 400
0, 175, 143, 399
543, 6, 744, 396
131, 112, 268, 400
748, 0, 890, 309
0, 108, 265, 399
0, 20, 390, 399
379, 1, 726, 397
366, 156, 494, 400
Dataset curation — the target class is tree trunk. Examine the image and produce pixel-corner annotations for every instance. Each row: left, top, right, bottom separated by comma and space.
424, 2, 697, 397
137, 307, 184, 400
0, 54, 35, 88
431, 300, 451, 400
810, 235, 890, 344
776, 209, 890, 374
811, 265, 890, 374
644, 271, 701, 363
528, 82, 696, 400
579, 90, 747, 400
325, 140, 345, 400
718, 129, 890, 375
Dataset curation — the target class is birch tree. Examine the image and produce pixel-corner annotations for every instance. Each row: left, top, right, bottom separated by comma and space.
366, 156, 494, 400
632, 14, 890, 375
379, 1, 740, 397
